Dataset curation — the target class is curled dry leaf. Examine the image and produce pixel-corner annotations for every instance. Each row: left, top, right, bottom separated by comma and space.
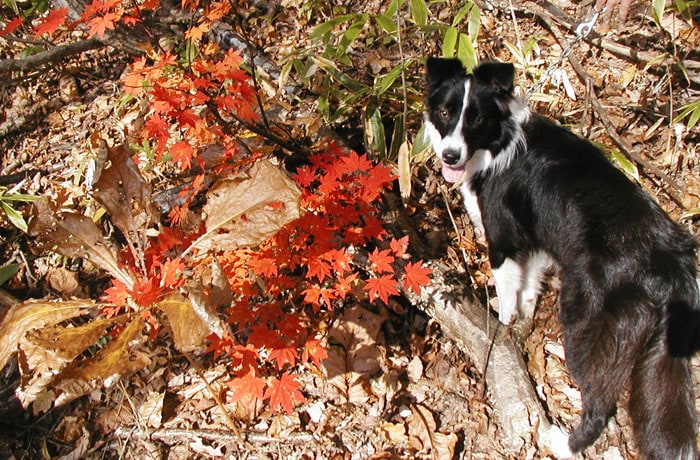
93, 144, 159, 268
28, 197, 134, 289
157, 292, 213, 352
0, 299, 95, 371
191, 159, 301, 254
52, 316, 150, 407
407, 404, 458, 459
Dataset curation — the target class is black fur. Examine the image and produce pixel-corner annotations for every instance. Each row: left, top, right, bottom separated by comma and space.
425, 57, 700, 458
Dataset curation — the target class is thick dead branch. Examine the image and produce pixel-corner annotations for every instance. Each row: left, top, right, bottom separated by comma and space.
0, 39, 104, 76
402, 261, 566, 456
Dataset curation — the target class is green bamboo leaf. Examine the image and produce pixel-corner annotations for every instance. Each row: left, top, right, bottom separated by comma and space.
374, 13, 397, 35
389, 113, 405, 159
457, 33, 478, 71
1, 201, 28, 232
338, 14, 369, 56
442, 26, 458, 58
410, 0, 429, 27
309, 14, 356, 41
1, 193, 39, 202
609, 148, 640, 181
411, 124, 432, 160
0, 263, 19, 286
652, 0, 666, 26
364, 104, 387, 158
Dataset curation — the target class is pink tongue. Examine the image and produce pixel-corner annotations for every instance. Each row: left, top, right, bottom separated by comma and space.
441, 164, 464, 183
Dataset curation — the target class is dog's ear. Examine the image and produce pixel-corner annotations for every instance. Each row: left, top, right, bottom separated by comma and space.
426, 57, 466, 88
473, 62, 515, 94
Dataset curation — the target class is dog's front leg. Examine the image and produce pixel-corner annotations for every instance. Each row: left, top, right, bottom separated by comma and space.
491, 256, 524, 324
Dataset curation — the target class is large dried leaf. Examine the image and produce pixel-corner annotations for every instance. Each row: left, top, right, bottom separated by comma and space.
17, 315, 123, 410
0, 299, 95, 371
191, 159, 301, 253
157, 293, 212, 352
93, 144, 158, 266
28, 198, 133, 288
53, 317, 150, 407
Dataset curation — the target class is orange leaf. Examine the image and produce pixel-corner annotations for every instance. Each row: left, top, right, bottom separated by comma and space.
302, 337, 328, 367
402, 261, 432, 295
365, 274, 399, 304
88, 12, 119, 39
0, 17, 22, 37
226, 370, 266, 403
369, 248, 395, 274
263, 373, 305, 415
34, 8, 69, 38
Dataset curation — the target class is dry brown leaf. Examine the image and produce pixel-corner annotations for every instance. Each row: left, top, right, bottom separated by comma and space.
406, 404, 458, 458
157, 293, 212, 352
0, 299, 95, 371
93, 144, 159, 268
28, 198, 134, 288
322, 305, 387, 405
191, 159, 301, 254
45, 266, 80, 295
52, 317, 150, 407
397, 140, 412, 201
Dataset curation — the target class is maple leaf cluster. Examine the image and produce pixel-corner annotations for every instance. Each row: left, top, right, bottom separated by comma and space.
208, 145, 432, 415
3, 0, 434, 418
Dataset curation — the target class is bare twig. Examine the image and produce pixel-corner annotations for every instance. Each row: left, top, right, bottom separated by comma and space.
0, 39, 104, 76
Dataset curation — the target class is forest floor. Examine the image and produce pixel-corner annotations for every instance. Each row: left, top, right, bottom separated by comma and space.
0, 0, 699, 458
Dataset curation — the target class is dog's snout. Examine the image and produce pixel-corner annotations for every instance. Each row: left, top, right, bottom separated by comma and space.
442, 149, 461, 166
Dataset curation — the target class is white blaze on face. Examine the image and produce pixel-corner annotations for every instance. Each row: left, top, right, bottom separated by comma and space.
424, 80, 471, 184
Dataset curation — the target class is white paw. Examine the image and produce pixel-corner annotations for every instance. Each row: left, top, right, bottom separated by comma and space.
540, 424, 574, 459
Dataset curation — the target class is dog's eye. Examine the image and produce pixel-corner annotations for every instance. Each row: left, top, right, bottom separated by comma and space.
438, 108, 449, 120
473, 115, 484, 126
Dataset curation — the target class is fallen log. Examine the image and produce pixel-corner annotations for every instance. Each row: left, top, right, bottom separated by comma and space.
402, 260, 570, 457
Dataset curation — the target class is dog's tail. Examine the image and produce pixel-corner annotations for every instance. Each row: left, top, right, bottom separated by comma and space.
629, 330, 698, 459
666, 275, 700, 357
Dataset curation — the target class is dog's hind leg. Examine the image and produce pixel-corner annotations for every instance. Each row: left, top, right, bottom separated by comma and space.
628, 331, 698, 460
561, 288, 651, 453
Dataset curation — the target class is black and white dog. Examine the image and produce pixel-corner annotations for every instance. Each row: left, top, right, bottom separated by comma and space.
425, 58, 700, 458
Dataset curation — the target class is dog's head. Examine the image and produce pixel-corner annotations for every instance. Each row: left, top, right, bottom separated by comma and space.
424, 58, 527, 183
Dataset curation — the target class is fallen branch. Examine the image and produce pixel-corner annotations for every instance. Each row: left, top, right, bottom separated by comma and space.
401, 260, 568, 456
0, 39, 104, 76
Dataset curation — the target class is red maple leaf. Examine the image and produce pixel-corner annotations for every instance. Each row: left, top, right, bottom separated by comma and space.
302, 337, 328, 367
227, 370, 266, 403
302, 284, 337, 310
0, 17, 22, 37
369, 248, 395, 274
305, 256, 332, 283
144, 113, 171, 152
158, 257, 185, 288
402, 261, 432, 295
34, 8, 69, 37
169, 141, 194, 170
88, 12, 119, 38
205, 331, 235, 360
263, 373, 305, 415
390, 236, 410, 259
269, 342, 298, 370
365, 274, 399, 304
333, 273, 358, 300
339, 151, 373, 175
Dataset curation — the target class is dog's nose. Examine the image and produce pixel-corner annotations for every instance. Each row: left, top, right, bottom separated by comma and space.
442, 149, 461, 166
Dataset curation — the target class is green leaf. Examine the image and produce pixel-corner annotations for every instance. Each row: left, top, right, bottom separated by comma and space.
411, 123, 432, 160
364, 104, 387, 158
374, 13, 397, 35
674, 100, 700, 129
0, 193, 39, 202
389, 113, 405, 159
457, 33, 478, 71
410, 0, 429, 27
338, 14, 368, 56
374, 60, 411, 96
442, 26, 458, 58
452, 3, 471, 26
309, 14, 357, 41
0, 263, 19, 286
652, 0, 666, 26
468, 3, 481, 39
608, 148, 640, 181
384, 0, 404, 16
1, 201, 28, 232
314, 56, 365, 92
